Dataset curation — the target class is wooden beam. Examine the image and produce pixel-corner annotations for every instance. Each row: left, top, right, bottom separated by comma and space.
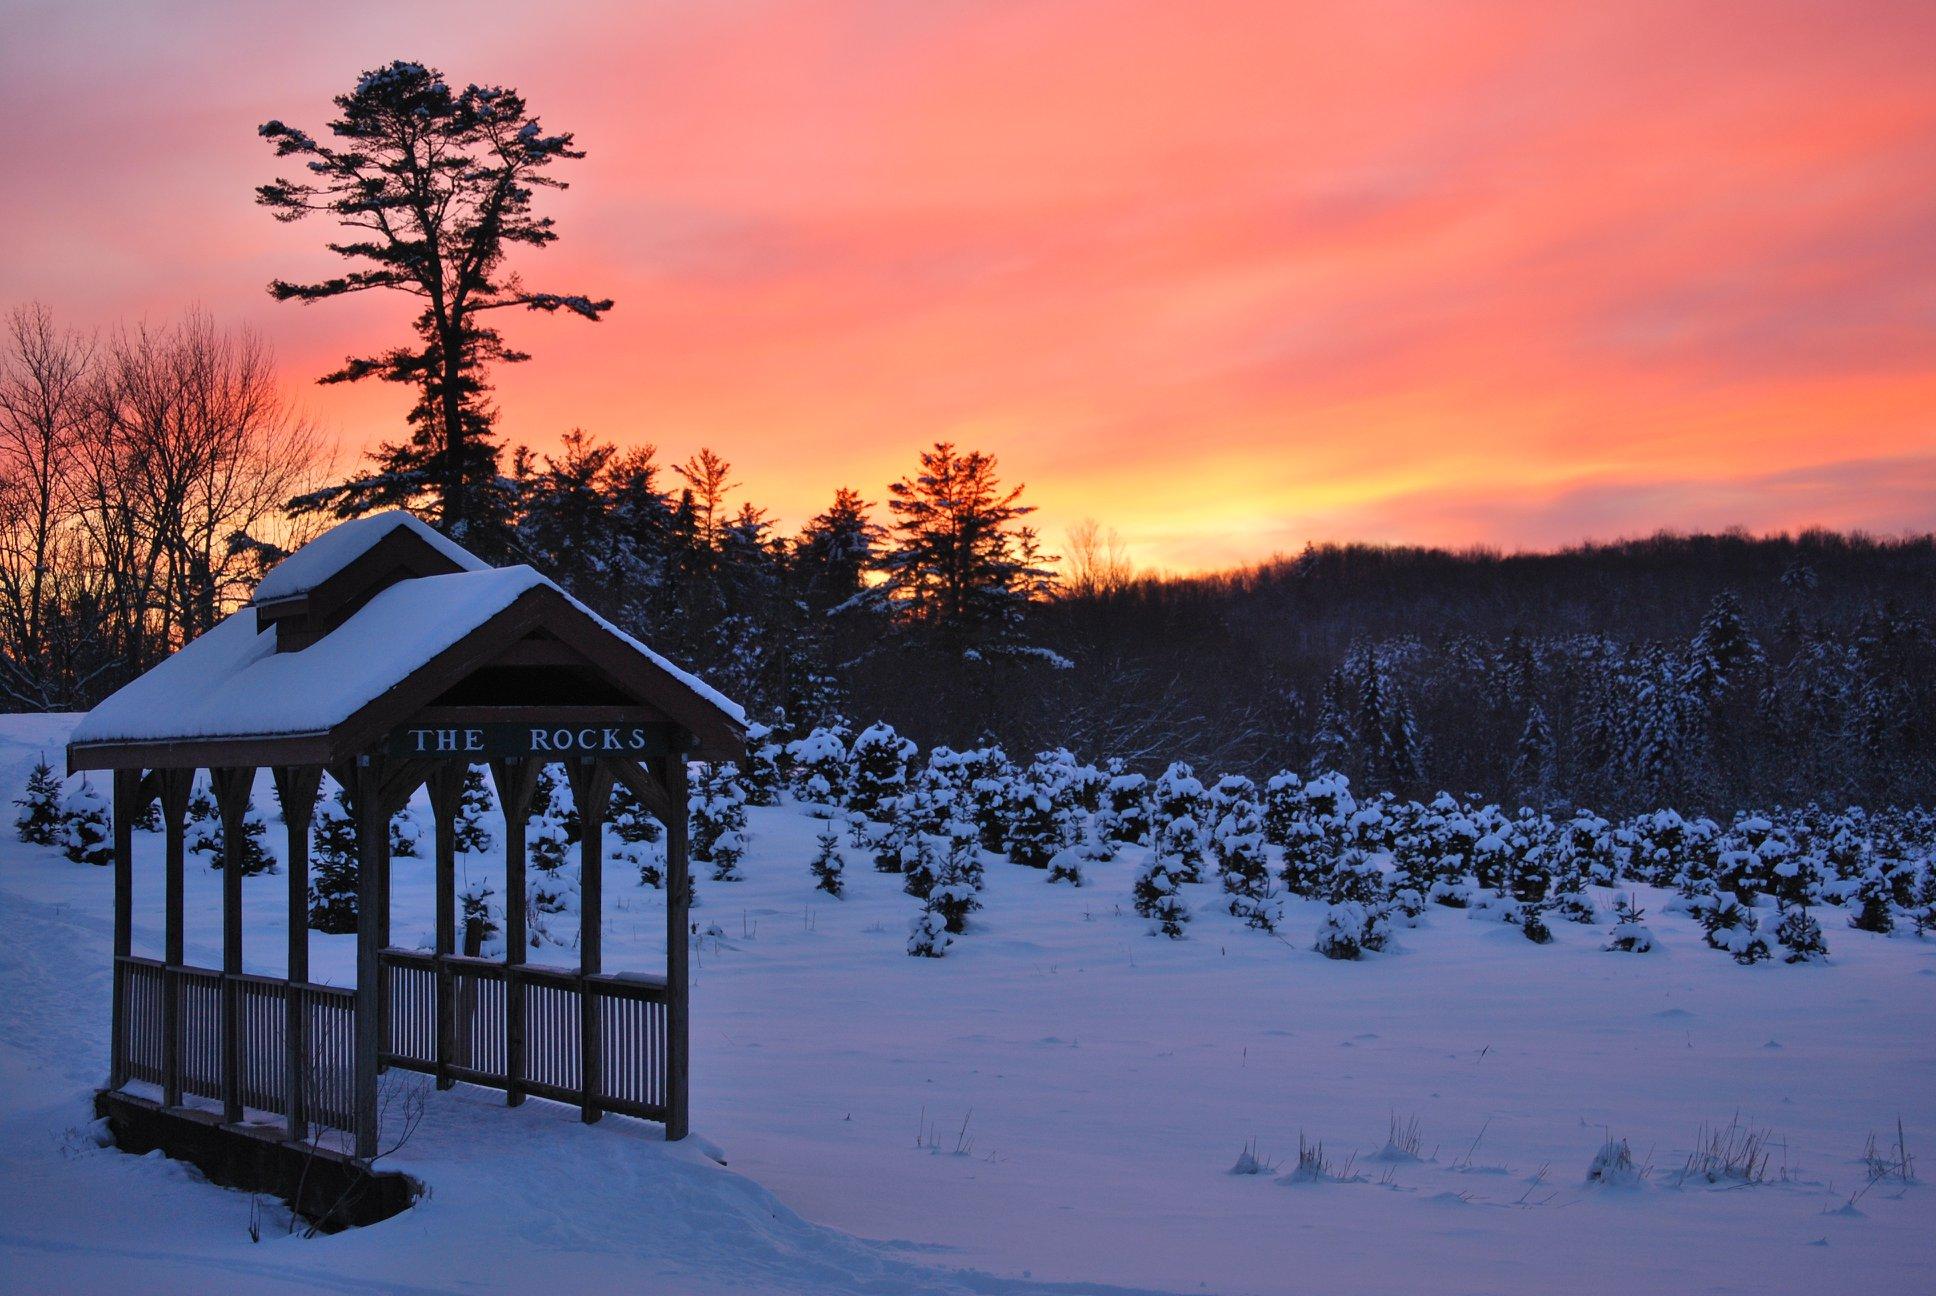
567, 759, 615, 1125
488, 757, 541, 1108
351, 757, 385, 1160
427, 764, 467, 1092
155, 769, 192, 1108
662, 751, 691, 1141
69, 732, 334, 774
608, 758, 677, 827
272, 765, 323, 1143
109, 769, 141, 1089
210, 766, 256, 1126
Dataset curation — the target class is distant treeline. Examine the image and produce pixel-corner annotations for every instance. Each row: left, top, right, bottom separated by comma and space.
1010, 531, 1936, 815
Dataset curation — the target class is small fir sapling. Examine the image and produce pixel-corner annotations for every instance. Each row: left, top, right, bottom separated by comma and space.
1134, 852, 1191, 938
1260, 770, 1302, 847
1314, 848, 1390, 960
736, 719, 784, 806
197, 804, 276, 875
906, 907, 952, 957
927, 844, 984, 933
1603, 895, 1657, 953
1215, 802, 1272, 914
308, 792, 359, 933
454, 766, 495, 853
900, 831, 941, 900
690, 763, 749, 882
609, 781, 664, 845
1206, 773, 1257, 835
527, 813, 571, 873
808, 826, 846, 897
1847, 864, 1897, 935
389, 804, 424, 858
847, 721, 916, 821
1519, 900, 1554, 945
15, 759, 63, 844
543, 766, 582, 845
186, 774, 216, 826
960, 746, 1018, 851
1004, 772, 1077, 869
1776, 905, 1828, 963
942, 818, 985, 891
1150, 762, 1210, 881
1907, 864, 1936, 937
787, 725, 850, 812
460, 882, 500, 953
1696, 892, 1770, 964
1046, 844, 1085, 886
624, 840, 667, 889
59, 781, 113, 865
1099, 769, 1153, 846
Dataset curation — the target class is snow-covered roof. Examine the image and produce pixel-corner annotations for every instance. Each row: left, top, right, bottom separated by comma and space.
72, 568, 551, 745
253, 510, 489, 604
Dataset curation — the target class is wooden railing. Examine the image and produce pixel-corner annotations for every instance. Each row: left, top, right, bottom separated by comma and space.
115, 955, 360, 1139
116, 948, 667, 1136
379, 948, 668, 1121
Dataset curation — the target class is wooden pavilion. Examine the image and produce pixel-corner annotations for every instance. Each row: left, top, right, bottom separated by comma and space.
68, 512, 742, 1178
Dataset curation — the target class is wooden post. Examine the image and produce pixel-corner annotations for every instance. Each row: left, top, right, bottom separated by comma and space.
566, 759, 614, 1124
211, 766, 256, 1126
663, 749, 691, 1141
427, 765, 466, 1091
156, 770, 191, 1108
352, 757, 385, 1160
489, 758, 540, 1108
272, 766, 322, 1143
108, 769, 140, 1089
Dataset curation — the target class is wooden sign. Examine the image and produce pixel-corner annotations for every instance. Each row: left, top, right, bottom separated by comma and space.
385, 721, 675, 760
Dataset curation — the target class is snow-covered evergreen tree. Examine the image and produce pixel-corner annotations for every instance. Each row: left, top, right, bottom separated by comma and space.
1683, 590, 1764, 703
527, 812, 570, 873
848, 721, 916, 821
609, 780, 664, 845
389, 804, 424, 858
1260, 770, 1302, 847
1313, 847, 1389, 960
1776, 905, 1828, 963
927, 831, 984, 932
1133, 850, 1191, 938
906, 908, 951, 958
1908, 863, 1936, 938
454, 766, 495, 854
690, 763, 749, 881
737, 719, 784, 806
59, 781, 112, 865
1603, 895, 1656, 953
308, 791, 359, 933
1694, 891, 1769, 964
460, 882, 500, 951
1214, 794, 1271, 913
15, 760, 63, 845
1847, 864, 1897, 935
960, 746, 1018, 852
787, 725, 850, 812
1097, 770, 1152, 846
1004, 766, 1078, 869
808, 826, 845, 897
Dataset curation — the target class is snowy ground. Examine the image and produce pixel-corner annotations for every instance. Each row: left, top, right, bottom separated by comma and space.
1, 714, 1931, 1295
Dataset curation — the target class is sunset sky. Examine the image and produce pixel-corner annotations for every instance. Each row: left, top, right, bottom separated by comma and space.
3, 0, 1933, 572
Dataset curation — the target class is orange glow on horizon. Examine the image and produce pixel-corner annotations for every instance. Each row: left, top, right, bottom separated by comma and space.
3, 0, 1933, 574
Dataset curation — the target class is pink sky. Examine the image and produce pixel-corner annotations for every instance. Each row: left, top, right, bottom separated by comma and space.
4, 0, 1933, 572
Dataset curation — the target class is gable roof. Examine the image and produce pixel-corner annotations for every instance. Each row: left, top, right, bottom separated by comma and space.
68, 517, 744, 769
254, 511, 488, 604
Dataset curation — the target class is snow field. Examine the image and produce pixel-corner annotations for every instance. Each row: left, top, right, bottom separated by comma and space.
1, 714, 1931, 1294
